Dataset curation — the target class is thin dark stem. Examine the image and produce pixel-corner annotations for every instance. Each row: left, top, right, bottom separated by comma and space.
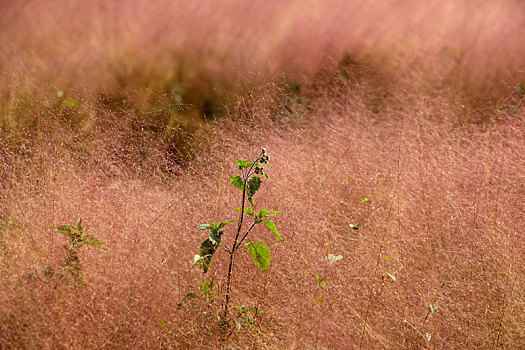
223, 251, 235, 319
233, 184, 248, 250
235, 222, 257, 252
222, 153, 261, 320
220, 241, 232, 254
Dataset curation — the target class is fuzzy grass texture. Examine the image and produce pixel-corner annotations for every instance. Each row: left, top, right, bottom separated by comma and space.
1, 0, 525, 349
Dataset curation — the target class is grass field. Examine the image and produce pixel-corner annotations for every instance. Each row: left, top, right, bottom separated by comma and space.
1, 1, 524, 349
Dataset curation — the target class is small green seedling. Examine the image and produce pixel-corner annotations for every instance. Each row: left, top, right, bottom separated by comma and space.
50, 218, 106, 289
16, 218, 105, 290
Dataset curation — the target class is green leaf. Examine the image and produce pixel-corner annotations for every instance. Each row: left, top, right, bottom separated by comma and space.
385, 272, 396, 281
193, 255, 201, 264
52, 225, 76, 239
230, 175, 244, 190
236, 305, 266, 315
234, 159, 251, 170
218, 219, 238, 228
245, 241, 271, 273
234, 160, 263, 170
234, 206, 254, 215
327, 254, 343, 264
159, 319, 172, 333
247, 176, 262, 199
425, 332, 432, 342
77, 218, 83, 232
196, 224, 212, 230
235, 319, 244, 330
200, 280, 215, 298
208, 229, 223, 245
80, 234, 106, 250
263, 220, 283, 242
429, 304, 438, 314
257, 208, 280, 220
199, 239, 217, 273
381, 254, 391, 261
359, 197, 369, 203
62, 97, 78, 110
177, 293, 199, 309
315, 273, 327, 287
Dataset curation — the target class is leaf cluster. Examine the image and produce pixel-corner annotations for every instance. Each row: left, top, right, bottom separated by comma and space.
49, 218, 106, 288
186, 149, 283, 339
50, 218, 106, 251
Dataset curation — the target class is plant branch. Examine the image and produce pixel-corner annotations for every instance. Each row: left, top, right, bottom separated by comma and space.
220, 241, 232, 254
236, 222, 257, 251
223, 153, 262, 320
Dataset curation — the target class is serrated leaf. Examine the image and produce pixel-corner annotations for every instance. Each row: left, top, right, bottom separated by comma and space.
218, 219, 238, 228
234, 206, 254, 215
53, 225, 73, 238
230, 175, 244, 190
247, 176, 261, 199
245, 241, 271, 273
208, 229, 223, 245
327, 254, 343, 264
257, 208, 280, 220
196, 224, 212, 230
263, 220, 283, 242
80, 234, 106, 250
234, 159, 251, 170
199, 239, 217, 273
